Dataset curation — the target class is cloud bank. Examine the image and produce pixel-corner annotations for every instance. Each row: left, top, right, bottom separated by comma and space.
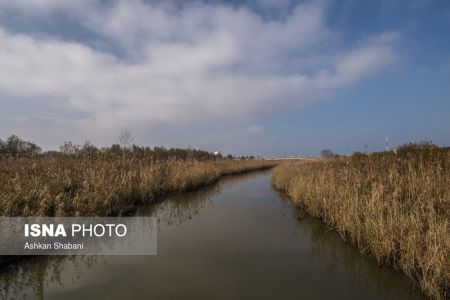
0, 0, 399, 148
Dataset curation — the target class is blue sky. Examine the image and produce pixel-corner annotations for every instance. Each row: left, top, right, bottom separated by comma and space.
0, 0, 449, 156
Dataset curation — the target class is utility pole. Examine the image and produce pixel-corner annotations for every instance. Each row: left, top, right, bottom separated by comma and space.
385, 136, 389, 152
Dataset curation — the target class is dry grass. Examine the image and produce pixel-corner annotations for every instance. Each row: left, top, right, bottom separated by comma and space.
272, 144, 450, 299
0, 155, 275, 217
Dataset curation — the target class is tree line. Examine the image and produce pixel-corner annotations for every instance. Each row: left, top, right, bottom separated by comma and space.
0, 134, 226, 160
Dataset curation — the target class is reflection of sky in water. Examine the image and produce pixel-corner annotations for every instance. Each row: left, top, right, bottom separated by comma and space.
0, 171, 426, 300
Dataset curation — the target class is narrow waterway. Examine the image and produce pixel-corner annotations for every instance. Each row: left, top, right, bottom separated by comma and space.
0, 171, 426, 299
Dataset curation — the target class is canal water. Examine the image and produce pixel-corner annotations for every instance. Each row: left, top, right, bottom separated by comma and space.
0, 171, 426, 299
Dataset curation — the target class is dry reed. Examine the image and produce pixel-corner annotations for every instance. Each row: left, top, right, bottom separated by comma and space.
0, 155, 274, 217
272, 144, 449, 299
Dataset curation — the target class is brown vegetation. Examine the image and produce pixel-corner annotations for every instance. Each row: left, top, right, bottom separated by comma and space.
272, 143, 450, 299
0, 155, 274, 217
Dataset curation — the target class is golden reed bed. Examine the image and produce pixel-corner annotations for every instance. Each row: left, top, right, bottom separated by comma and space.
272, 144, 449, 299
0, 156, 274, 217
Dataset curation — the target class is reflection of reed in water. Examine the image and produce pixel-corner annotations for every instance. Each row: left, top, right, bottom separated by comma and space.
214, 169, 271, 189
151, 182, 220, 227
0, 255, 104, 300
142, 169, 271, 227
0, 169, 271, 300
288, 205, 426, 300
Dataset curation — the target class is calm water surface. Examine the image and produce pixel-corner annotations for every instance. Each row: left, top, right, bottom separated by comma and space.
0, 171, 426, 300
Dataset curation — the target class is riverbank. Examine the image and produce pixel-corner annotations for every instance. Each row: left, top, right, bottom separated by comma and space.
0, 156, 275, 217
271, 144, 449, 299
0, 172, 427, 300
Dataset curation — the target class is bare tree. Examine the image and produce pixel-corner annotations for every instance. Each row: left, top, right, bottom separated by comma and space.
320, 149, 335, 158
118, 129, 134, 149
59, 141, 79, 154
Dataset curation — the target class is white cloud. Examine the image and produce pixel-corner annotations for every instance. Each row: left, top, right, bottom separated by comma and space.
0, 0, 399, 147
0, 0, 95, 15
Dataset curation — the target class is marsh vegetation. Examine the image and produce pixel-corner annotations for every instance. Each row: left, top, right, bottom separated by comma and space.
272, 143, 450, 299
0, 172, 426, 300
0, 135, 275, 217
